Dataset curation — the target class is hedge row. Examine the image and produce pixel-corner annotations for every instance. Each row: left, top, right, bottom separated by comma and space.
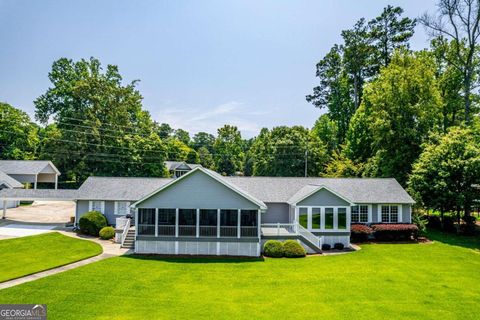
351, 223, 418, 242
263, 240, 306, 258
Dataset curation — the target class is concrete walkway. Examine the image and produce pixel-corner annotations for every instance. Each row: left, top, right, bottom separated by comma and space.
0, 230, 132, 290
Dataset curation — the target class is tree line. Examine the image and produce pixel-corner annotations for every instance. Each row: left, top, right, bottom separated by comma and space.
1, 1, 480, 224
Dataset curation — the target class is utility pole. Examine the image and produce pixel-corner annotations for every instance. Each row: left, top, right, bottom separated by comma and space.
304, 148, 308, 177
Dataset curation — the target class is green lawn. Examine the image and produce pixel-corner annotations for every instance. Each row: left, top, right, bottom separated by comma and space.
0, 231, 479, 319
0, 232, 102, 282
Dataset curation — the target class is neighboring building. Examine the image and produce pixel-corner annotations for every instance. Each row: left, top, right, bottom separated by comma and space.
0, 166, 415, 256
0, 170, 23, 210
164, 161, 202, 178
0, 160, 60, 189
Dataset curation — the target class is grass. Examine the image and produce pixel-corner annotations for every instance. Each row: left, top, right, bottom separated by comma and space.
0, 232, 102, 282
0, 231, 478, 319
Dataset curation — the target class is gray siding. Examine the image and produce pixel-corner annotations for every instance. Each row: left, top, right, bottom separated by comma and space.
263, 202, 290, 223
136, 239, 259, 256
137, 170, 260, 209
298, 188, 350, 207
402, 204, 412, 223
76, 200, 121, 226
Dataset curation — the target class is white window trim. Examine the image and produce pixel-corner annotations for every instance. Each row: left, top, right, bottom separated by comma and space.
88, 200, 105, 214
114, 201, 130, 216
377, 204, 402, 223
350, 204, 372, 223
295, 206, 350, 232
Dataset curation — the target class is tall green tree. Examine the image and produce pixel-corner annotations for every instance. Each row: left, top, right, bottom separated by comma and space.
213, 125, 244, 175
345, 50, 443, 185
421, 0, 480, 123
312, 114, 339, 154
250, 126, 328, 177
157, 123, 174, 139
174, 129, 191, 146
0, 102, 39, 160
408, 127, 480, 221
34, 57, 167, 182
197, 146, 214, 169
192, 132, 215, 152
368, 5, 416, 70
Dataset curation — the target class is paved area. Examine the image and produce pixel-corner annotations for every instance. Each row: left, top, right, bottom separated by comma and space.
0, 224, 57, 237
2, 201, 75, 223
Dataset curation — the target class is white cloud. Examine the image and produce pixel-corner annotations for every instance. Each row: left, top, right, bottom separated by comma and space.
151, 101, 272, 137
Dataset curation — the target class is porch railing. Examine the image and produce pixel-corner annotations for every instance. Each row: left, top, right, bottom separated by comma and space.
260, 221, 322, 249
120, 218, 131, 247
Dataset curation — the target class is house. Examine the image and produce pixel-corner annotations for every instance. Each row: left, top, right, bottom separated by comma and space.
0, 160, 60, 189
75, 167, 415, 256
164, 161, 202, 178
0, 170, 23, 210
0, 166, 415, 256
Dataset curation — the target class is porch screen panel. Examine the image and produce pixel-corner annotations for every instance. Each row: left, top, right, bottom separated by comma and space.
179, 209, 196, 236
220, 209, 238, 237
158, 208, 176, 236
312, 208, 321, 229
241, 210, 258, 237
325, 208, 334, 230
338, 208, 347, 230
138, 208, 156, 235
200, 209, 217, 236
299, 207, 308, 229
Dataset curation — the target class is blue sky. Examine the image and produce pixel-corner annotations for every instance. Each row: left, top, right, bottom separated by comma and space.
0, 0, 437, 137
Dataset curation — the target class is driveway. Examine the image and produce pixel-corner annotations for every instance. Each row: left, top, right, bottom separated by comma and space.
3, 200, 75, 223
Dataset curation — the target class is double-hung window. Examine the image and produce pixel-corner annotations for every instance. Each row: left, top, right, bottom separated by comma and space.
381, 205, 399, 223
89, 200, 104, 214
114, 201, 130, 216
351, 205, 369, 223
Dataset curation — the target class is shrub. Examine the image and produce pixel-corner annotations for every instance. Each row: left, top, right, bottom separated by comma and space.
425, 215, 442, 230
412, 214, 427, 236
263, 240, 284, 258
371, 224, 419, 241
442, 216, 456, 233
321, 243, 331, 251
333, 243, 344, 250
350, 224, 373, 242
79, 211, 108, 236
283, 240, 306, 258
99, 226, 115, 240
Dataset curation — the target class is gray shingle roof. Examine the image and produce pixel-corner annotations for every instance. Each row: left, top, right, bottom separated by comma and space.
0, 160, 60, 175
76, 176, 173, 201
164, 161, 201, 171
223, 177, 415, 204
0, 189, 77, 200
0, 170, 23, 188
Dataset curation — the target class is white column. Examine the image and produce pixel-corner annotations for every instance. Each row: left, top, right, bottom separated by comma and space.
307, 207, 312, 230
217, 209, 221, 238
196, 208, 200, 238
134, 208, 138, 237
34, 174, 38, 189
237, 209, 241, 238
175, 208, 179, 237
55, 175, 58, 189
2, 201, 6, 219
155, 208, 158, 237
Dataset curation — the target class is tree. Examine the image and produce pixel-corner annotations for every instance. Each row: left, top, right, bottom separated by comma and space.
197, 146, 214, 169
157, 123, 174, 139
174, 129, 190, 146
408, 127, 480, 222
0, 102, 39, 160
213, 125, 244, 175
166, 139, 192, 161
192, 132, 215, 152
368, 5, 416, 70
312, 114, 339, 154
323, 152, 362, 177
306, 45, 355, 144
249, 126, 328, 177
345, 50, 443, 185
420, 0, 480, 123
186, 149, 199, 164
342, 18, 373, 108
34, 57, 167, 182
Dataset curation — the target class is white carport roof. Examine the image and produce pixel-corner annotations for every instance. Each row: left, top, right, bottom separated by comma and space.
0, 189, 77, 201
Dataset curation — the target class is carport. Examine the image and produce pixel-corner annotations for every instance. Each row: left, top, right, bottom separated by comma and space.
0, 160, 61, 189
0, 189, 78, 221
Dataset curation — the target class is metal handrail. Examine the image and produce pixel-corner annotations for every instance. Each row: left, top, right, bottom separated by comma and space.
121, 218, 131, 247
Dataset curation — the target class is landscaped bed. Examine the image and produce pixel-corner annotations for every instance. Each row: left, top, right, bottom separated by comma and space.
0, 232, 102, 282
0, 231, 478, 319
